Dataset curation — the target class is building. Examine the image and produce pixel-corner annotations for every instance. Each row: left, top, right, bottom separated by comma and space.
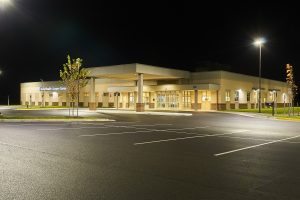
20, 63, 290, 111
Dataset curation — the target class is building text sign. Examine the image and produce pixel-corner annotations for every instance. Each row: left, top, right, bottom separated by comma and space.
40, 87, 66, 91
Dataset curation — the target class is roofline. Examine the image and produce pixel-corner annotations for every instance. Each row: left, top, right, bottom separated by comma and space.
192, 70, 287, 84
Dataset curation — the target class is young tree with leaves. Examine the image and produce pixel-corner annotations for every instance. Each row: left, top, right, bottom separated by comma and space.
286, 64, 298, 116
60, 55, 90, 117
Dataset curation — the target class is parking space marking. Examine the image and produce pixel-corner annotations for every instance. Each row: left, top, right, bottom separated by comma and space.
3, 123, 69, 127
134, 130, 249, 145
131, 124, 172, 127
78, 126, 210, 137
214, 134, 300, 157
216, 135, 300, 144
38, 126, 110, 131
111, 121, 140, 124
80, 130, 153, 136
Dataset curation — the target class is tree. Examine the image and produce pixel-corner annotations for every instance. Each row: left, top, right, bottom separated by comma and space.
60, 55, 90, 117
286, 64, 298, 116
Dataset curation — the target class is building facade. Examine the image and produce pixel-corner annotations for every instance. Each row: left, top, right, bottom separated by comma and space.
20, 63, 290, 111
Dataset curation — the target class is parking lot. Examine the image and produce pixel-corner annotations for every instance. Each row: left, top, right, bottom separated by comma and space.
1, 112, 300, 199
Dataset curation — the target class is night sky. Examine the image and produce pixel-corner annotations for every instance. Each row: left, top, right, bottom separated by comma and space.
0, 1, 299, 104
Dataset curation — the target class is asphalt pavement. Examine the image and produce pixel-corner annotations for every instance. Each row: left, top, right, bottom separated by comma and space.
1, 109, 300, 199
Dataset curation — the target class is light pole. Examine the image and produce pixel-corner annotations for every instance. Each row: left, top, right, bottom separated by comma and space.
40, 79, 44, 107
0, 0, 13, 10
254, 38, 266, 113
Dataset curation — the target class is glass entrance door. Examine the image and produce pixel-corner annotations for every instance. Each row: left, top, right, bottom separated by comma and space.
156, 91, 179, 109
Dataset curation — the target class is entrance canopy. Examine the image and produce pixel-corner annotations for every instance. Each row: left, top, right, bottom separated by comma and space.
107, 83, 220, 92
88, 63, 190, 80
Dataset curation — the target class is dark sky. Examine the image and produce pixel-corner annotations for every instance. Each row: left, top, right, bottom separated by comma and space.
0, 1, 299, 104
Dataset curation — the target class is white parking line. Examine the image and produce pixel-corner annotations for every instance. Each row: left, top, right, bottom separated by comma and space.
3, 123, 68, 127
0, 141, 39, 151
38, 126, 110, 131
78, 126, 209, 137
218, 135, 300, 144
165, 126, 209, 131
80, 130, 153, 136
214, 134, 300, 157
131, 124, 172, 127
134, 130, 249, 145
111, 121, 140, 123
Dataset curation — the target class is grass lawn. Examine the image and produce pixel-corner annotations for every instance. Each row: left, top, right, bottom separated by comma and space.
224, 107, 300, 120
15, 106, 68, 110
0, 115, 97, 119
229, 107, 300, 115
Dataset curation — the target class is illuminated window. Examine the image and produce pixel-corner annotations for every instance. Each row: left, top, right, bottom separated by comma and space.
96, 92, 99, 97
247, 92, 251, 102
143, 92, 149, 104
234, 91, 239, 102
182, 91, 191, 108
129, 92, 135, 104
202, 91, 211, 101
84, 92, 89, 97
202, 95, 211, 101
225, 91, 230, 102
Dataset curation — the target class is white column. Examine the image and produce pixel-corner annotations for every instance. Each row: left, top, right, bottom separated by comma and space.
89, 77, 96, 110
138, 73, 143, 103
136, 73, 144, 112
194, 90, 198, 111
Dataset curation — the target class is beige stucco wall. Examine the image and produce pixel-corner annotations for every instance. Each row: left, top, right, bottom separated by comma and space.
20, 69, 290, 109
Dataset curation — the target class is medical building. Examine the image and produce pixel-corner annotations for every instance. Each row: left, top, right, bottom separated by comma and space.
20, 63, 290, 112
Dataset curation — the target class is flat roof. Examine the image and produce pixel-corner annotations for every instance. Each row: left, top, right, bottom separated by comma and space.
88, 63, 190, 80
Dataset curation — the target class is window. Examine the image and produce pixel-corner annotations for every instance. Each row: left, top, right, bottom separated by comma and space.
202, 91, 211, 101
182, 91, 191, 108
225, 91, 230, 102
234, 91, 239, 102
129, 92, 135, 104
84, 92, 89, 97
202, 95, 211, 101
103, 92, 109, 97
247, 92, 251, 102
270, 91, 276, 101
143, 92, 150, 104
49, 93, 53, 98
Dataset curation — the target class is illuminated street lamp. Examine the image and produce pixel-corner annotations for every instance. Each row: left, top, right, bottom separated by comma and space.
254, 37, 266, 113
0, 0, 13, 9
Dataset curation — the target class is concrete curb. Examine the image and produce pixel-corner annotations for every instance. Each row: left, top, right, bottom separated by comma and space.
97, 110, 192, 116
0, 118, 115, 122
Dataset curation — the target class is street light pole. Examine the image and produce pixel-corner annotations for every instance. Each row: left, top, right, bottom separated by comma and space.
258, 43, 262, 113
40, 79, 44, 107
254, 38, 266, 113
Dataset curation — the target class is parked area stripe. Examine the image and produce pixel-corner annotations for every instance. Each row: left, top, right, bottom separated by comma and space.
217, 135, 300, 144
78, 126, 209, 137
134, 130, 249, 145
214, 134, 300, 157
80, 130, 154, 136
38, 127, 110, 131
131, 124, 172, 127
